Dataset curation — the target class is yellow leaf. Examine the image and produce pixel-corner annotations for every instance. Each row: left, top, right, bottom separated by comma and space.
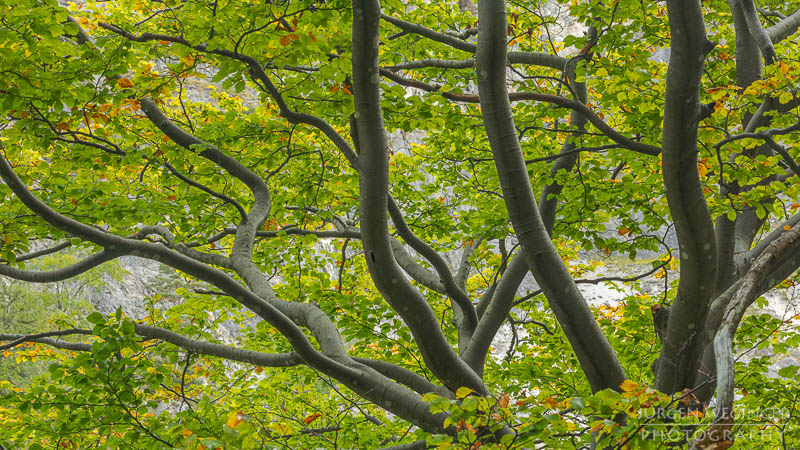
697, 161, 708, 177
182, 54, 195, 66
226, 411, 243, 428
456, 387, 473, 399
619, 379, 638, 392
116, 78, 134, 89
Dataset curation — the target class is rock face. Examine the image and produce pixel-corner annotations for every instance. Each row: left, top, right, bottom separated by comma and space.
84, 256, 166, 319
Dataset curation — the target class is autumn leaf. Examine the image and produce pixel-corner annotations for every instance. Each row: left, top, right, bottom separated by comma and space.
303, 412, 322, 424
456, 387, 473, 399
116, 78, 134, 89
697, 161, 708, 177
498, 393, 510, 408
619, 379, 638, 392
226, 411, 244, 428
279, 35, 291, 46
182, 428, 193, 438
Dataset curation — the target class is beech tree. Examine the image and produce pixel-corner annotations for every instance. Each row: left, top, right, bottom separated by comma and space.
1, 0, 800, 447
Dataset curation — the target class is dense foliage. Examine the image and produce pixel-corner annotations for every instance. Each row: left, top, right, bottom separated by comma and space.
1, 0, 799, 448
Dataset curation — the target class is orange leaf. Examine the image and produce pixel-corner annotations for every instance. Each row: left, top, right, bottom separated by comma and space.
182, 428, 193, 438
303, 412, 322, 424
116, 78, 134, 89
279, 35, 291, 46
288, 33, 299, 41
255, 366, 264, 373
498, 393, 510, 409
167, 195, 177, 201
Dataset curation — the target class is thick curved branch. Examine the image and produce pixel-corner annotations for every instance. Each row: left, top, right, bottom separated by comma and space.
390, 238, 446, 293
388, 198, 478, 346
697, 223, 800, 448
475, 0, 624, 393
766, 8, 800, 44
0, 249, 124, 283
384, 59, 475, 70
138, 98, 271, 261
654, 0, 717, 394
454, 240, 479, 291
352, 357, 452, 397
0, 329, 93, 351
737, 0, 778, 63
0, 325, 449, 399
380, 14, 476, 52
353, 0, 485, 394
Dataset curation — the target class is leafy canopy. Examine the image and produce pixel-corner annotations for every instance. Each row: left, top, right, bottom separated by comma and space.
1, 0, 800, 448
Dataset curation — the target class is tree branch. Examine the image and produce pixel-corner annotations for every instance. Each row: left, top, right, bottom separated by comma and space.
379, 68, 661, 156
353, 0, 485, 394
655, 0, 718, 394
0, 249, 124, 283
766, 8, 800, 44
475, 0, 624, 393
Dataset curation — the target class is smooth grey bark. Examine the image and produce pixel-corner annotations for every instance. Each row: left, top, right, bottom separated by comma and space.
462, 46, 590, 375
695, 0, 796, 400
691, 223, 800, 448
0, 249, 123, 282
713, 0, 763, 297
351, 0, 486, 395
387, 198, 478, 349
654, 0, 718, 395
475, 0, 625, 393
766, 8, 800, 44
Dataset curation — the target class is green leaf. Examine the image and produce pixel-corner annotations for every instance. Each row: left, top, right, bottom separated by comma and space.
86, 312, 105, 325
